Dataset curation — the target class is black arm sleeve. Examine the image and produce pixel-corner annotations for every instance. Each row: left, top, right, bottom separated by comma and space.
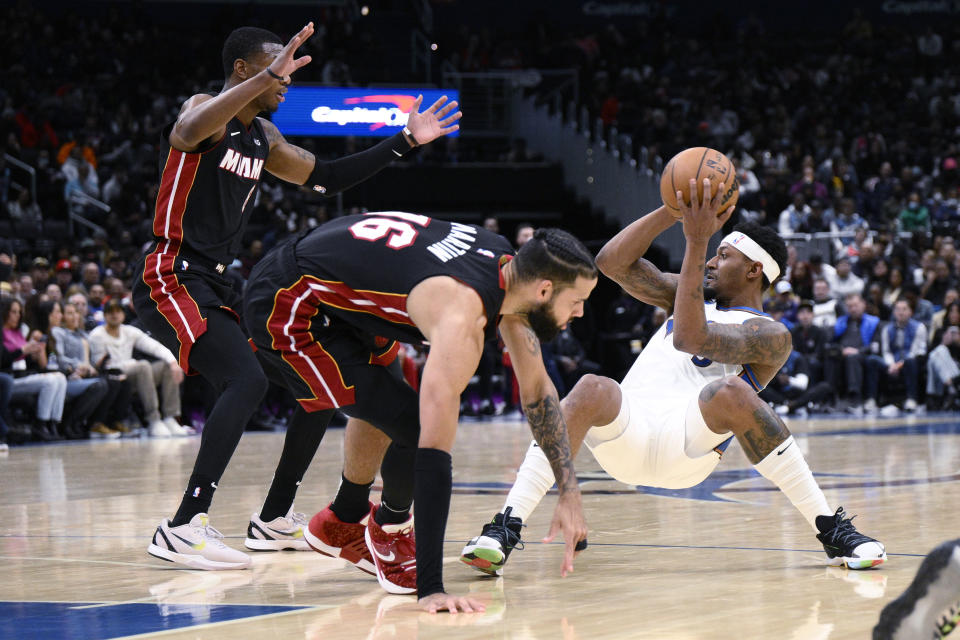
304, 132, 412, 196
413, 447, 453, 598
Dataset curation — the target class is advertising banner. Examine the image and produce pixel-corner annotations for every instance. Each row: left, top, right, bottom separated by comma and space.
272, 87, 460, 137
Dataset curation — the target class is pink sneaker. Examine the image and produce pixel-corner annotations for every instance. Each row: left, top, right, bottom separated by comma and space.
304, 502, 375, 575
364, 508, 416, 595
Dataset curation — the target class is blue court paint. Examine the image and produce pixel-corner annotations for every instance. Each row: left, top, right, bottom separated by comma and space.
0, 601, 309, 640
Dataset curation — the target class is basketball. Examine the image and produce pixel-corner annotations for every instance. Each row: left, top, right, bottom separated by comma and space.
659, 147, 739, 219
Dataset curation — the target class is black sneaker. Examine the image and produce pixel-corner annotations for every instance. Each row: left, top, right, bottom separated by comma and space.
460, 507, 524, 576
873, 538, 960, 640
815, 507, 886, 570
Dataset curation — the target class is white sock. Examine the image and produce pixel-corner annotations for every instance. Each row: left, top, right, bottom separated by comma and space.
752, 436, 831, 532
502, 440, 555, 522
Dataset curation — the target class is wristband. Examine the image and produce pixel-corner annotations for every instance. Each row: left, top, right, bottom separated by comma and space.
266, 67, 283, 80
402, 126, 419, 148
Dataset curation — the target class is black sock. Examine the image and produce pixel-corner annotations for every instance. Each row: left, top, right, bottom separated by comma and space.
172, 474, 218, 527
330, 474, 373, 523
374, 500, 410, 526
379, 442, 415, 517
414, 448, 452, 598
260, 407, 332, 521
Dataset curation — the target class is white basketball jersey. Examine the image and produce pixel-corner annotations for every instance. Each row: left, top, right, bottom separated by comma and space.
621, 302, 771, 397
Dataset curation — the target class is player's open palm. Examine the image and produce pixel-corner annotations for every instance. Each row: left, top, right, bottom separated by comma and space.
679, 177, 735, 242
406, 95, 462, 144
418, 591, 486, 614
269, 22, 315, 80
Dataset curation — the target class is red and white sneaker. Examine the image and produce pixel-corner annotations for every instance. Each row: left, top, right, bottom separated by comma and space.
304, 502, 375, 575
365, 509, 416, 595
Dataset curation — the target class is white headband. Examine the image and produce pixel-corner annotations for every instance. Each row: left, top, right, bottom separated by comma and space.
721, 231, 781, 283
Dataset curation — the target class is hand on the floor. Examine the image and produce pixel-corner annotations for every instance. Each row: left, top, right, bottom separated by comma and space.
543, 490, 588, 577
418, 591, 486, 614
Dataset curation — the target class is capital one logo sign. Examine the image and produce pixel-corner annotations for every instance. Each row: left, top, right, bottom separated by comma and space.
311, 95, 417, 131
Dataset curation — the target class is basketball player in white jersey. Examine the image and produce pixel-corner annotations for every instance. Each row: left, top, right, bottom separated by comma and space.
461, 178, 886, 576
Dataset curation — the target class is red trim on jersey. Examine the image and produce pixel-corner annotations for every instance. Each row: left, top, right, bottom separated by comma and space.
265, 278, 355, 411
153, 149, 200, 242
140, 241, 209, 372
308, 277, 415, 326
368, 340, 400, 366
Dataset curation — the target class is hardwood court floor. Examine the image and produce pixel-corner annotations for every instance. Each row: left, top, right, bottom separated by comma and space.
1, 411, 959, 639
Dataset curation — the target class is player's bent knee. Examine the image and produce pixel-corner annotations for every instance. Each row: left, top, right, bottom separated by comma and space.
700, 375, 753, 408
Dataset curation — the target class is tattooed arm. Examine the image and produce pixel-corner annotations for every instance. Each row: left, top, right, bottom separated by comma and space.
672, 177, 790, 385
596, 205, 680, 313
499, 316, 577, 492
499, 315, 587, 576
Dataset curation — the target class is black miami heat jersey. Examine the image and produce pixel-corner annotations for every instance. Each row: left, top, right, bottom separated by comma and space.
153, 117, 269, 264
282, 212, 515, 344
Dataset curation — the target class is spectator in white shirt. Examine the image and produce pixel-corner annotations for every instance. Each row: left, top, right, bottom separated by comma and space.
827, 257, 865, 301
880, 299, 928, 411
88, 299, 187, 437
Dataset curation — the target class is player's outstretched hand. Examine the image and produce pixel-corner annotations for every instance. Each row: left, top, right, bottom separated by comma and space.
268, 22, 315, 81
543, 490, 588, 577
418, 591, 486, 614
678, 177, 735, 243
405, 95, 462, 145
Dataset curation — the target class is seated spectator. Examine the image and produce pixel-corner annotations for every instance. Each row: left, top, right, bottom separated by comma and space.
798, 199, 834, 233
552, 326, 600, 392
760, 351, 833, 417
921, 259, 956, 308
87, 283, 106, 327
38, 300, 110, 439
790, 166, 829, 202
926, 326, 960, 410
898, 192, 931, 232
811, 277, 840, 329
864, 281, 891, 322
882, 267, 905, 309
902, 283, 935, 327
808, 253, 837, 283
791, 300, 829, 385
931, 300, 960, 347
824, 293, 884, 414
88, 299, 187, 438
880, 299, 927, 411
831, 199, 868, 255
0, 297, 67, 441
773, 280, 799, 319
789, 259, 813, 300
778, 192, 810, 234
52, 301, 133, 438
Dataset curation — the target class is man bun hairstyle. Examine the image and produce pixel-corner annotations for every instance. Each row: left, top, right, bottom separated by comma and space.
222, 26, 283, 78
513, 228, 597, 288
733, 221, 787, 288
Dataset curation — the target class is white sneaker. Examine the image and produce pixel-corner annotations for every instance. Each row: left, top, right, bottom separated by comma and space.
245, 507, 311, 551
148, 419, 171, 438
904, 398, 918, 412
775, 404, 789, 416
0, 441, 9, 453
148, 513, 251, 570
163, 416, 190, 437
864, 398, 878, 413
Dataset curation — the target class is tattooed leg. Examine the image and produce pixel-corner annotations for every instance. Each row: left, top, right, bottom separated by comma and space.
699, 376, 791, 464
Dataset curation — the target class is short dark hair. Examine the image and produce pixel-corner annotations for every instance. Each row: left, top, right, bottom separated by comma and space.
732, 221, 787, 288
222, 27, 283, 77
512, 228, 597, 288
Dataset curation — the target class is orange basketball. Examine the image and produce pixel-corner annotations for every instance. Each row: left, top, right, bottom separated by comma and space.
659, 147, 739, 219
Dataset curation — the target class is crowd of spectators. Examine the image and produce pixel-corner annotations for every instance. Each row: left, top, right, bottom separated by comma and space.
2, 4, 960, 448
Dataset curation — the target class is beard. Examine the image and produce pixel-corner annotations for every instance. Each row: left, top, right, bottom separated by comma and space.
526, 301, 562, 343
